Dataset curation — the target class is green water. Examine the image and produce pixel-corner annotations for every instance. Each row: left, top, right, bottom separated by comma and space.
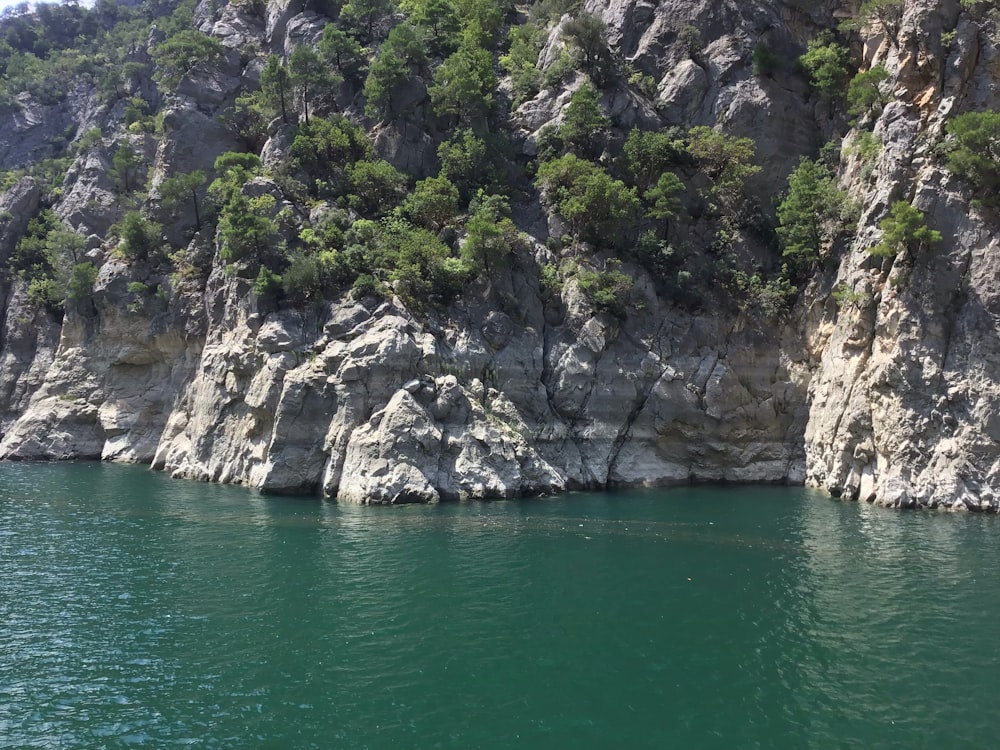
1, 463, 998, 748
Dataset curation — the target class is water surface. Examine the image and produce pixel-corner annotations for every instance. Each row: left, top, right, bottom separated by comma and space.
1, 463, 998, 748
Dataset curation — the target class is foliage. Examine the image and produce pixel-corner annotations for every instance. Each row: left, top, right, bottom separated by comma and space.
402, 175, 460, 230
573, 260, 633, 317
219, 193, 277, 264
622, 127, 688, 192
644, 172, 684, 240
847, 65, 890, 117
11, 210, 90, 313
348, 160, 409, 216
319, 24, 364, 79
535, 154, 640, 244
338, 0, 396, 44
152, 29, 225, 87
75, 127, 103, 154
409, 0, 461, 54
437, 128, 491, 202
379, 217, 468, 309
118, 210, 163, 261
67, 261, 98, 303
799, 35, 851, 98
253, 265, 283, 299
112, 142, 142, 193
752, 40, 780, 77
363, 22, 425, 119
559, 82, 608, 159
208, 152, 262, 206
429, 43, 496, 123
562, 13, 613, 85
831, 282, 868, 309
159, 170, 206, 230
290, 115, 371, 194
260, 54, 291, 123
870, 201, 941, 257
678, 23, 703, 62
686, 126, 761, 208
460, 191, 519, 272
290, 44, 339, 125
840, 0, 902, 45
944, 110, 1000, 199
847, 130, 882, 163
500, 22, 543, 107
731, 271, 798, 318
776, 157, 853, 271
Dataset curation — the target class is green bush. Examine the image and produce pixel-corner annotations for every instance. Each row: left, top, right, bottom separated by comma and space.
348, 160, 408, 217
119, 211, 163, 261
945, 110, 1000, 199
752, 41, 780, 77
777, 157, 853, 271
799, 35, 851, 98
870, 201, 941, 257
535, 154, 639, 244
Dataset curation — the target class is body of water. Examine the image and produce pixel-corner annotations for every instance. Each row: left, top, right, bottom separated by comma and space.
1, 462, 998, 748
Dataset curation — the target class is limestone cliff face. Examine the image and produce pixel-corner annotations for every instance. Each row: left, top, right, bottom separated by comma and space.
0, 0, 997, 510
803, 0, 1000, 510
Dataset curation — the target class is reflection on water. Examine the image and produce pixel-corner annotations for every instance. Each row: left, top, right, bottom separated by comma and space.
1, 464, 999, 748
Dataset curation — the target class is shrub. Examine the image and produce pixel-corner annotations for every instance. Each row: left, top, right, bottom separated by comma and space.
869, 201, 941, 257
945, 110, 1000, 199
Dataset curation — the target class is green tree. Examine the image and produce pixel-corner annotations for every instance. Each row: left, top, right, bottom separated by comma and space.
402, 175, 460, 230
460, 192, 518, 272
378, 218, 467, 309
410, 0, 460, 54
429, 43, 496, 123
799, 35, 851, 98
227, 94, 268, 152
847, 65, 890, 117
67, 262, 98, 305
259, 54, 291, 123
152, 29, 225, 87
622, 127, 688, 192
289, 44, 337, 125
841, 0, 902, 46
219, 193, 278, 263
208, 151, 263, 206
118, 210, 162, 261
535, 154, 640, 243
562, 13, 613, 85
290, 115, 371, 185
452, 0, 505, 44
348, 159, 408, 216
500, 22, 543, 107
644, 172, 684, 240
870, 200, 941, 257
319, 24, 364, 79
686, 126, 761, 208
776, 157, 851, 270
560, 82, 609, 159
339, 0, 395, 43
159, 170, 207, 230
945, 110, 1000, 198
752, 40, 779, 78
363, 23, 426, 120
437, 128, 489, 201
112, 143, 142, 193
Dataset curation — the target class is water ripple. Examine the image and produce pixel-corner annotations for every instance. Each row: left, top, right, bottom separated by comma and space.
1, 466, 999, 748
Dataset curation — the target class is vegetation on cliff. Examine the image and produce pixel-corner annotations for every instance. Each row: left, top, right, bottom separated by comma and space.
0, 0, 996, 325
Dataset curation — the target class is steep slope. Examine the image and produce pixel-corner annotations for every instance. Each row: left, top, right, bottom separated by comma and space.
0, 0, 996, 510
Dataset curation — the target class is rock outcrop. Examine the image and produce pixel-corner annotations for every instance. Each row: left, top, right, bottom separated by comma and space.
1, 0, 999, 511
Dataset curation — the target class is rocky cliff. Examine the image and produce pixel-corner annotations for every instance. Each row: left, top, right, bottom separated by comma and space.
0, 0, 997, 510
